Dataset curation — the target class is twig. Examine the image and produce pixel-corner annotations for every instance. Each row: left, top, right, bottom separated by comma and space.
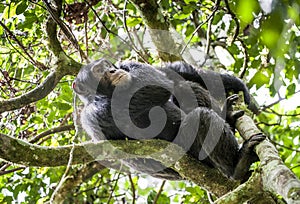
122, 0, 148, 62
107, 173, 121, 204
264, 108, 300, 117
84, 15, 89, 61
0, 167, 25, 176
207, 191, 215, 204
180, 0, 221, 55
60, 112, 72, 126
257, 121, 281, 127
28, 0, 46, 10
261, 90, 300, 110
50, 100, 77, 203
153, 180, 166, 204
224, 0, 240, 43
238, 39, 249, 79
132, 28, 151, 61
291, 165, 300, 170
29, 124, 74, 143
84, 1, 127, 45
272, 140, 300, 153
42, 0, 87, 61
0, 68, 17, 95
128, 174, 136, 204
0, 163, 10, 171
49, 140, 76, 203
191, 10, 206, 39
0, 21, 48, 70
204, 11, 214, 63
8, 77, 39, 85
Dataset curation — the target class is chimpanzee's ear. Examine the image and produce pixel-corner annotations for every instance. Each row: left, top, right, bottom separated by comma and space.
91, 59, 115, 79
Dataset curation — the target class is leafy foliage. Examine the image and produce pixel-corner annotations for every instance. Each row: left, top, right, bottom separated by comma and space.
0, 0, 299, 203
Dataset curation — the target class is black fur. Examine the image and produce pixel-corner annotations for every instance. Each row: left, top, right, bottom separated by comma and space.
73, 59, 264, 180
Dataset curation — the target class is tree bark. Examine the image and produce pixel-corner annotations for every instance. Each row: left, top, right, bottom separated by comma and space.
130, 0, 182, 62
234, 115, 300, 204
0, 132, 237, 197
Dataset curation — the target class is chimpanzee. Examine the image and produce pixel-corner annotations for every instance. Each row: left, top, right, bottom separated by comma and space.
72, 58, 265, 181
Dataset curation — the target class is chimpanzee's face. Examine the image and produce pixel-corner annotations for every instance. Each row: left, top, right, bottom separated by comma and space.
72, 59, 132, 104
73, 58, 174, 106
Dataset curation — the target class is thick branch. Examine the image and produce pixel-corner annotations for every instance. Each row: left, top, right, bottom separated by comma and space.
0, 18, 82, 113
130, 0, 182, 61
0, 133, 237, 197
215, 173, 276, 203
46, 17, 64, 56
0, 57, 81, 113
0, 72, 62, 113
236, 115, 300, 204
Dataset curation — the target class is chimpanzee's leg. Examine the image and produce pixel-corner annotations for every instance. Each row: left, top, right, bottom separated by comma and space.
232, 133, 265, 180
178, 107, 264, 180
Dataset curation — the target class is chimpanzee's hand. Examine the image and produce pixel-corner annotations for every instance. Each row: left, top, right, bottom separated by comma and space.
225, 94, 244, 131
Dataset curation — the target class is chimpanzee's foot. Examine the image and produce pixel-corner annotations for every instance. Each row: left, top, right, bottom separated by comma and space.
243, 133, 266, 154
233, 133, 266, 181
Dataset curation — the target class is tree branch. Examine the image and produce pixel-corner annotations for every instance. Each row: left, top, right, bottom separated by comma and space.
0, 16, 83, 113
128, 174, 136, 204
43, 0, 87, 60
153, 180, 166, 204
29, 124, 74, 143
130, 0, 182, 61
3, 112, 298, 202
215, 173, 276, 203
0, 132, 237, 197
0, 71, 62, 113
181, 0, 220, 56
234, 115, 300, 203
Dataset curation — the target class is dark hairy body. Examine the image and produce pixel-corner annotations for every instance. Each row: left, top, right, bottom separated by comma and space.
73, 59, 265, 181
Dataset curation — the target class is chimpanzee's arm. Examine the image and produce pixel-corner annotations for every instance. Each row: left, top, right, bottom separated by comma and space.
163, 62, 251, 105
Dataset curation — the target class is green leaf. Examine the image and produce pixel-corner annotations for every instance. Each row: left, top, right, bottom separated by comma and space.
286, 83, 296, 98
52, 102, 72, 111
182, 5, 196, 14
248, 71, 270, 89
173, 13, 190, 20
126, 18, 142, 27
236, 0, 259, 26
47, 111, 56, 123
186, 186, 196, 194
212, 13, 223, 25
184, 0, 198, 4
260, 12, 284, 52
160, 0, 170, 9
18, 12, 38, 29
2, 6, 10, 19
0, 3, 5, 13
31, 116, 43, 124
16, 1, 28, 15
147, 191, 170, 204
